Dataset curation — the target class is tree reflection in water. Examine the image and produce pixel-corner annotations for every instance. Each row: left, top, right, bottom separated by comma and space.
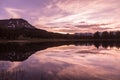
0, 41, 120, 61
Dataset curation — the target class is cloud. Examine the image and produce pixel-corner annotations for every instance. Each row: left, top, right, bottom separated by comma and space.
4, 7, 23, 18
53, 0, 120, 23
0, 0, 120, 33
75, 23, 110, 28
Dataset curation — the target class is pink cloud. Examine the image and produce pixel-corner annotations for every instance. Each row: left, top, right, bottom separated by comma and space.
1, 0, 120, 33
4, 7, 23, 18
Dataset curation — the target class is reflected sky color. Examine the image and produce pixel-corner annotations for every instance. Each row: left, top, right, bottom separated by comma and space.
0, 0, 120, 33
0, 45, 120, 80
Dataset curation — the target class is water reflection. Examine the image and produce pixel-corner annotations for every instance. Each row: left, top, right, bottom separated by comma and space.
0, 41, 120, 80
0, 41, 120, 61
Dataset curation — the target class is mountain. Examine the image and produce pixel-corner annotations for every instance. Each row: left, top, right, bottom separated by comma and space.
74, 33, 93, 36
0, 18, 68, 40
0, 18, 51, 39
0, 18, 35, 29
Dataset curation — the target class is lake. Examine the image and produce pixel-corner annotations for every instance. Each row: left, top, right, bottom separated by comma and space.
0, 41, 120, 80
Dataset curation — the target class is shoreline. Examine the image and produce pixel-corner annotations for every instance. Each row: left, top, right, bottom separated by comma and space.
0, 39, 120, 43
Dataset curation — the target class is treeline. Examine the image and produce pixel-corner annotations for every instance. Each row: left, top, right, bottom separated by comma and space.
0, 26, 120, 40
69, 31, 120, 40
93, 31, 120, 40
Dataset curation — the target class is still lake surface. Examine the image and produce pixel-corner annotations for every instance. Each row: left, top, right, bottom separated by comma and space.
0, 42, 120, 80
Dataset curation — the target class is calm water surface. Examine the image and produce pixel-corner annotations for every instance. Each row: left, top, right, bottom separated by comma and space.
0, 43, 120, 80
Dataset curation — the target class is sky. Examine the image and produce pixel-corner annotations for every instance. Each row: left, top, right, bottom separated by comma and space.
0, 0, 120, 34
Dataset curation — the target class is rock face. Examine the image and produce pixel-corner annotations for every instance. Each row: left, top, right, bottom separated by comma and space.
0, 18, 35, 29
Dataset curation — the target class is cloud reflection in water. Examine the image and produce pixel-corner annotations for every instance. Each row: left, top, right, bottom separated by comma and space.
0, 45, 120, 80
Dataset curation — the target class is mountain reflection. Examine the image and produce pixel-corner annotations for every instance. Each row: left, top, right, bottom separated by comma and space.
0, 42, 70, 61
0, 41, 120, 61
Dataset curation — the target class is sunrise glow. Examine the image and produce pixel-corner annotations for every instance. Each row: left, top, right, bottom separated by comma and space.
0, 0, 120, 33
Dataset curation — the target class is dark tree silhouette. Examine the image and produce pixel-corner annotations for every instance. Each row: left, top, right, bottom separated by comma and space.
93, 31, 100, 39
101, 31, 109, 39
